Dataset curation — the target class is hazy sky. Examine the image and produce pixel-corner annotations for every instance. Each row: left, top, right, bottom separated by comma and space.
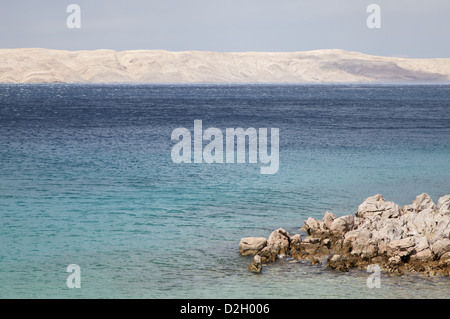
1, 1, 449, 58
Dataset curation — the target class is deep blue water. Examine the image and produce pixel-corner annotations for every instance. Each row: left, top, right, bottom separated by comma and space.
0, 84, 449, 298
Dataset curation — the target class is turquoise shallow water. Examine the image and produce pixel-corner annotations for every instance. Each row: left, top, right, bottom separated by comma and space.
0, 84, 449, 298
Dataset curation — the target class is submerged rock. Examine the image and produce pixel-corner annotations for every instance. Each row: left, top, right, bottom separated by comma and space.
248, 255, 262, 273
239, 193, 450, 276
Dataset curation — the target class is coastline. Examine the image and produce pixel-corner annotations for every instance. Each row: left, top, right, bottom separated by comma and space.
1, 48, 450, 84
240, 193, 450, 276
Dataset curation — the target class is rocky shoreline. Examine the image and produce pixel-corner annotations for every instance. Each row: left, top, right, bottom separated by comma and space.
239, 194, 450, 276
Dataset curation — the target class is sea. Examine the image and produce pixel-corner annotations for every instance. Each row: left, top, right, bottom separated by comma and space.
0, 84, 449, 298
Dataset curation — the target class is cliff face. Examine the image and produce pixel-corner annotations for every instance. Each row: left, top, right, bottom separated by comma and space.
1, 48, 450, 84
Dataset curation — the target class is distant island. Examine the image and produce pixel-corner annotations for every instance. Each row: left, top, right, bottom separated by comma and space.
1, 48, 450, 84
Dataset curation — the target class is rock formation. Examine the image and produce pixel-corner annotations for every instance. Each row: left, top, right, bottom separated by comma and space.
239, 237, 267, 256
239, 193, 450, 276
248, 255, 262, 273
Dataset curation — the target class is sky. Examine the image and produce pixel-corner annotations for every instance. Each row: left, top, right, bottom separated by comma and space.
0, 0, 449, 58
